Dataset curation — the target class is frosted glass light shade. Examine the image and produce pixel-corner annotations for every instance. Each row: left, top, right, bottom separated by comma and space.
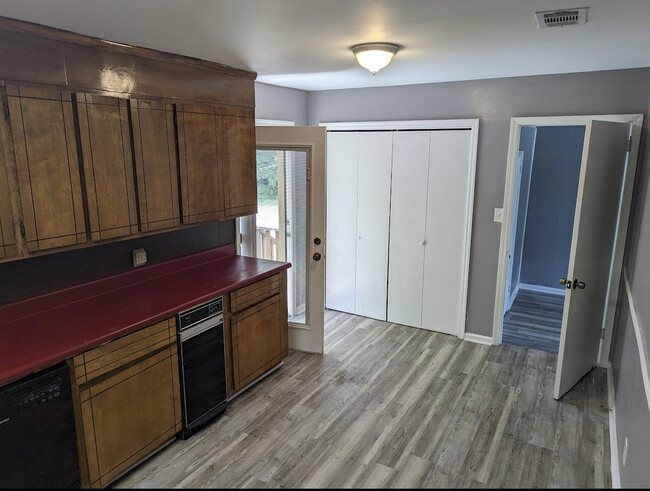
352, 43, 400, 75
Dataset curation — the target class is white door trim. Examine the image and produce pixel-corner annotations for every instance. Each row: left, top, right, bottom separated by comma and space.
320, 119, 478, 340
492, 114, 643, 367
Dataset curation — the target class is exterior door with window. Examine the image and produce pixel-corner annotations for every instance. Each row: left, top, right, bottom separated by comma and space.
240, 126, 326, 354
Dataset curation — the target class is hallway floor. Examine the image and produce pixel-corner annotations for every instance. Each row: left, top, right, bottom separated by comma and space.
503, 288, 564, 353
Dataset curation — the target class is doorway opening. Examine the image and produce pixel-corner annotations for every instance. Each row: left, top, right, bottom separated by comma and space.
238, 125, 326, 354
502, 125, 585, 353
493, 114, 643, 399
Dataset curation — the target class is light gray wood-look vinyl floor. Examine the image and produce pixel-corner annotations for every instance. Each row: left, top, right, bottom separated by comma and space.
113, 310, 611, 489
503, 289, 564, 353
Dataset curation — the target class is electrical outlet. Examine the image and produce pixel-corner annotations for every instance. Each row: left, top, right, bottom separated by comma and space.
622, 437, 629, 466
132, 248, 147, 268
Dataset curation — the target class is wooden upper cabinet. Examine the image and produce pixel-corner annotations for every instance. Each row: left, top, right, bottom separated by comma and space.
6, 84, 87, 251
221, 109, 257, 218
176, 103, 224, 224
130, 99, 180, 232
76, 93, 138, 241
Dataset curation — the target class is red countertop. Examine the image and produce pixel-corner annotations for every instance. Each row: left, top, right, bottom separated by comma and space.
0, 245, 290, 386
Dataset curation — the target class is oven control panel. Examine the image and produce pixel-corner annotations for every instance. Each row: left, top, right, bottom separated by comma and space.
178, 296, 223, 331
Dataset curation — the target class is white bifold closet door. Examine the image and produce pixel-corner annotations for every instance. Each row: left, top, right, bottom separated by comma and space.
421, 130, 473, 335
355, 132, 393, 319
325, 131, 393, 320
388, 129, 473, 335
325, 132, 357, 314
387, 132, 431, 328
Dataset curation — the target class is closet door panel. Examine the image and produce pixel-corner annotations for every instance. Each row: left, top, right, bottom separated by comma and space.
421, 130, 473, 335
355, 132, 392, 320
325, 132, 358, 313
387, 131, 430, 328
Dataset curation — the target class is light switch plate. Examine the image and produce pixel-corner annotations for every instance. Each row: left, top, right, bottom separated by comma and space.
494, 208, 504, 223
132, 248, 147, 267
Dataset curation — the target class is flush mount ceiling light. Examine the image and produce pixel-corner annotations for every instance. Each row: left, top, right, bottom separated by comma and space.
351, 42, 400, 75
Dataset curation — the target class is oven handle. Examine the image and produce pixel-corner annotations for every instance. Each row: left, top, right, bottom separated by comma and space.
179, 314, 223, 342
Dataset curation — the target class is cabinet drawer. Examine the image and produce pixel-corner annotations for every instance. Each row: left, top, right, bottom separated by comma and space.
71, 318, 176, 385
230, 273, 281, 314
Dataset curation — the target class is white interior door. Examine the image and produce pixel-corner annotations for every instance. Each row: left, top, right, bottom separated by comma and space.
387, 131, 430, 328
355, 132, 393, 320
554, 120, 631, 399
256, 126, 326, 354
325, 132, 358, 314
421, 130, 473, 335
504, 150, 525, 314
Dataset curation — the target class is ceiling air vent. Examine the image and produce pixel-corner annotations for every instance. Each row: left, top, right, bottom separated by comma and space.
535, 7, 588, 28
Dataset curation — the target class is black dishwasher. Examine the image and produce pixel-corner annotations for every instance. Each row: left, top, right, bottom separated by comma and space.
0, 363, 80, 488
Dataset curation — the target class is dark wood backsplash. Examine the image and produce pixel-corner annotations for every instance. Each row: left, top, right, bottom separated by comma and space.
0, 220, 235, 305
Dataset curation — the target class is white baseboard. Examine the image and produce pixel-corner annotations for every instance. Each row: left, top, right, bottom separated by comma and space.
606, 363, 621, 488
463, 332, 493, 345
518, 283, 566, 296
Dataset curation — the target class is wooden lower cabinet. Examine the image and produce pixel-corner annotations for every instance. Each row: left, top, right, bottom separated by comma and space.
228, 271, 289, 392
68, 318, 182, 488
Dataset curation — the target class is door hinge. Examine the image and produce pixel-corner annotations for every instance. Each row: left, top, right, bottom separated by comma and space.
600, 329, 606, 340
306, 165, 311, 181
626, 137, 632, 152
19, 220, 26, 238
2, 99, 8, 121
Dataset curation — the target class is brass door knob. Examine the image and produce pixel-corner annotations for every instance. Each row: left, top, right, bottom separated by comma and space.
559, 278, 571, 289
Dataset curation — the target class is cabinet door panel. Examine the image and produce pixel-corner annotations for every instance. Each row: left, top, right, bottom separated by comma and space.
325, 132, 358, 314
387, 131, 430, 328
176, 105, 224, 224
0, 149, 16, 258
87, 355, 179, 487
355, 132, 392, 320
77, 93, 138, 241
422, 130, 473, 335
7, 84, 86, 251
222, 112, 256, 218
131, 99, 180, 232
231, 295, 283, 390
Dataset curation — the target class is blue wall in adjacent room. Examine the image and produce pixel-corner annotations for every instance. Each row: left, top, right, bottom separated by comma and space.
519, 126, 585, 289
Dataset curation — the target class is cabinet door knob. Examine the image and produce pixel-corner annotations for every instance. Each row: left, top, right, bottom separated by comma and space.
313, 252, 322, 261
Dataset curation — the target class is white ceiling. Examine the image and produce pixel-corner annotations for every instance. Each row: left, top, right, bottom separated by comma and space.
1, 0, 649, 91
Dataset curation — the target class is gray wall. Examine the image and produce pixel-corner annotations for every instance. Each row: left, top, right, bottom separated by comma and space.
308, 67, 650, 338
520, 126, 585, 289
610, 98, 650, 487
255, 82, 309, 125
510, 127, 537, 298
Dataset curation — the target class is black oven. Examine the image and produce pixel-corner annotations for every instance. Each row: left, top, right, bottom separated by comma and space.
177, 296, 227, 439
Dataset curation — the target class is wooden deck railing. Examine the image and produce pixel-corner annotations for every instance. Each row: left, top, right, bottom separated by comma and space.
257, 227, 279, 260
